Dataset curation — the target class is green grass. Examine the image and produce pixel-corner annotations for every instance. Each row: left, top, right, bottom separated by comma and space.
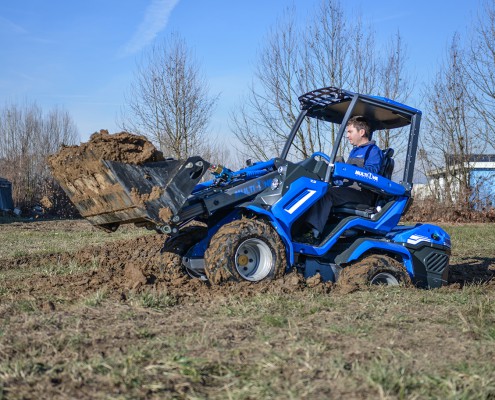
129, 290, 177, 310
0, 219, 153, 259
83, 290, 108, 307
1, 287, 495, 399
441, 223, 495, 261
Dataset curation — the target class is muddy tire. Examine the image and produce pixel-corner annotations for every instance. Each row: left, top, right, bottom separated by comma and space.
337, 254, 412, 290
161, 226, 207, 280
204, 218, 287, 285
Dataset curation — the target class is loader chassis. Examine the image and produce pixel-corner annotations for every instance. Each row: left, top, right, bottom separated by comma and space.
54, 87, 451, 288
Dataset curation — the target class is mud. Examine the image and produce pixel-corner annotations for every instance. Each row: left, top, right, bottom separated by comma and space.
48, 130, 163, 194
158, 207, 173, 222
48, 130, 164, 180
47, 130, 166, 222
1, 225, 493, 309
130, 186, 164, 207
0, 232, 335, 306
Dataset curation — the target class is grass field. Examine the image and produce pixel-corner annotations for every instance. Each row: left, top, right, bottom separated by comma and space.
0, 220, 494, 399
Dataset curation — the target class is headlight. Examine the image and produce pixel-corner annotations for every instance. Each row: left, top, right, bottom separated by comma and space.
271, 177, 281, 190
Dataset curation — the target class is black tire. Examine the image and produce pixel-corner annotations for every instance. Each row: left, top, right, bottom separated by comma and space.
337, 254, 412, 289
204, 218, 287, 285
161, 225, 207, 279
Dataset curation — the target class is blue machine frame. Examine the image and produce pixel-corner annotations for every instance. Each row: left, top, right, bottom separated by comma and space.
171, 87, 451, 288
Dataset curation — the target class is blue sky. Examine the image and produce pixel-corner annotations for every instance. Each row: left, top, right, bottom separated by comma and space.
0, 0, 479, 142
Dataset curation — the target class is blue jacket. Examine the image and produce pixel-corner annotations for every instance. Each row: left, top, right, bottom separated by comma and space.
347, 141, 383, 174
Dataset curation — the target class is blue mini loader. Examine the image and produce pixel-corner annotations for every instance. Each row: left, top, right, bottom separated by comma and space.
57, 87, 451, 289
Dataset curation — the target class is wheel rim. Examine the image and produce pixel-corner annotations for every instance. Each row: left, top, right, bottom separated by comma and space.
234, 238, 274, 281
370, 272, 400, 286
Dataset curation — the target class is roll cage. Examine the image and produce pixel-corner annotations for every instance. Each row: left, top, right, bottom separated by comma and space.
280, 87, 422, 188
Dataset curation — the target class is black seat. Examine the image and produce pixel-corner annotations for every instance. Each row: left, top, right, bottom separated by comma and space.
331, 148, 396, 219
379, 148, 395, 180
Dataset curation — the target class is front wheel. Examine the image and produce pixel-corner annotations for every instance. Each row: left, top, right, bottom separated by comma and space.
204, 218, 287, 284
337, 254, 412, 290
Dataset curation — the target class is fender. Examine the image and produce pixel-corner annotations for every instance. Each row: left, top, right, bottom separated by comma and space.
334, 238, 415, 277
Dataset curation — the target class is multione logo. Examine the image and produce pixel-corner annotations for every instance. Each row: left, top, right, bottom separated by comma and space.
354, 170, 378, 182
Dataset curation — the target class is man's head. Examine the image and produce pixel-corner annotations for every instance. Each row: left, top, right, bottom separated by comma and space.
346, 115, 371, 146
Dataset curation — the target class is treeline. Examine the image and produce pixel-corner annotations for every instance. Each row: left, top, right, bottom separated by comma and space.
230, 2, 411, 162
2, 0, 495, 218
231, 0, 495, 214
0, 102, 78, 213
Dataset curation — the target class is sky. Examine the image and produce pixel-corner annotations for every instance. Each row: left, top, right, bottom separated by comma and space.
0, 0, 481, 143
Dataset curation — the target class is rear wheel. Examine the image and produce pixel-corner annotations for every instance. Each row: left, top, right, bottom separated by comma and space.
204, 218, 287, 284
337, 254, 412, 289
161, 226, 207, 280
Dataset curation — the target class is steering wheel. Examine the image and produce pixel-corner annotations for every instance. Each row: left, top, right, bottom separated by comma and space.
309, 151, 331, 163
309, 152, 334, 182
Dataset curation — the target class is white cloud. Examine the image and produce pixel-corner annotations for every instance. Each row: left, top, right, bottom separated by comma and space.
0, 15, 28, 35
121, 0, 180, 56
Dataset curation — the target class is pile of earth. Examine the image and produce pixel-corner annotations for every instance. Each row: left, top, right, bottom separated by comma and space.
48, 129, 165, 181
0, 233, 334, 307
47, 130, 178, 224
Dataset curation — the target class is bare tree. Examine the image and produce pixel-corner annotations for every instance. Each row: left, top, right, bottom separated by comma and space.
231, 0, 411, 163
230, 8, 306, 161
377, 32, 412, 151
303, 0, 353, 157
120, 33, 218, 159
465, 0, 495, 150
0, 102, 78, 208
420, 35, 483, 206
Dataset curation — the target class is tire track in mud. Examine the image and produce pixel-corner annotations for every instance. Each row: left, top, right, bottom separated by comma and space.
1, 233, 493, 305
0, 234, 332, 304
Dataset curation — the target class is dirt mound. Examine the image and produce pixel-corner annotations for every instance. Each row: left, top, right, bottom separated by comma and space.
47, 130, 167, 224
1, 233, 335, 304
48, 130, 164, 181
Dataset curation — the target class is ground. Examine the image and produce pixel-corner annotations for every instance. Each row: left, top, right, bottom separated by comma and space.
0, 219, 494, 399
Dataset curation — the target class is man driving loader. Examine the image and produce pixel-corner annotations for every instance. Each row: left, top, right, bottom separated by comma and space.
300, 115, 383, 244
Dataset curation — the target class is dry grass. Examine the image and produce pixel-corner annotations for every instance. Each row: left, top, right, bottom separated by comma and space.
0, 220, 494, 399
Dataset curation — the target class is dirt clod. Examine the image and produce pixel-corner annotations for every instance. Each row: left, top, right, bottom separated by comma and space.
49, 130, 164, 180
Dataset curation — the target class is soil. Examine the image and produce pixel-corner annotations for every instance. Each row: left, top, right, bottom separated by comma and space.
47, 130, 166, 222
0, 232, 332, 307
0, 220, 493, 309
130, 186, 164, 207
405, 198, 495, 223
48, 130, 164, 181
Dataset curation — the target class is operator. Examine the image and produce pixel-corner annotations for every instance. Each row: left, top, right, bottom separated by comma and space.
300, 115, 383, 243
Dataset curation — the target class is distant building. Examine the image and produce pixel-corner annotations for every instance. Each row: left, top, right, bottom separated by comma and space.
413, 154, 495, 207
0, 177, 14, 211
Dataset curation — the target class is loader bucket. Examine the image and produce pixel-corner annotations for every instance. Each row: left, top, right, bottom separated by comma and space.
57, 156, 209, 231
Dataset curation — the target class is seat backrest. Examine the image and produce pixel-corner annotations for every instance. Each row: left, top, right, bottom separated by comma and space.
379, 148, 395, 180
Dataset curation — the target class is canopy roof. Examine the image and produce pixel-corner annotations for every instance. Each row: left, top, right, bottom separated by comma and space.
298, 87, 421, 131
